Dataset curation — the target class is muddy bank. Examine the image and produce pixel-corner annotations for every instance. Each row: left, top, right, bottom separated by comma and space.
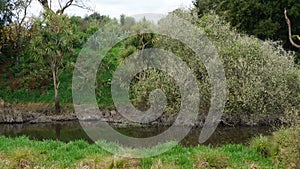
0, 100, 284, 126
0, 100, 76, 123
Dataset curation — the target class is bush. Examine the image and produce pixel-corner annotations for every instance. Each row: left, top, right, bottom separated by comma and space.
250, 122, 300, 168
199, 14, 300, 121
122, 13, 300, 123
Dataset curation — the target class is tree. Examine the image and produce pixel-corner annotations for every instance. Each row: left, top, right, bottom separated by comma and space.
119, 15, 136, 33
120, 14, 125, 26
193, 0, 300, 49
0, 0, 13, 28
0, 0, 14, 54
37, 0, 90, 15
30, 11, 73, 113
0, 0, 32, 67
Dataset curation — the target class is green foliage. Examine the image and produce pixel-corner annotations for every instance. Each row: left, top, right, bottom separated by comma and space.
0, 51, 5, 64
0, 12, 111, 105
193, 0, 300, 64
110, 13, 300, 122
30, 12, 74, 65
194, 0, 300, 49
198, 14, 300, 121
28, 11, 75, 112
0, 9, 299, 123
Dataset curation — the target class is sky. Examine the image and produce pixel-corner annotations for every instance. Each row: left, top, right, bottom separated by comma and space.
29, 0, 194, 19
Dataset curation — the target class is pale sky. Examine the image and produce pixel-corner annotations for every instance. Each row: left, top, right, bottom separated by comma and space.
29, 0, 194, 19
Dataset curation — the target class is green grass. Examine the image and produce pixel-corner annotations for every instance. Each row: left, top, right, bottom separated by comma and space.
0, 135, 283, 169
3, 123, 299, 168
249, 122, 300, 168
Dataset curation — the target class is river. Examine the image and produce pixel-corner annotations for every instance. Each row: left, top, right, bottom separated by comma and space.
0, 121, 276, 147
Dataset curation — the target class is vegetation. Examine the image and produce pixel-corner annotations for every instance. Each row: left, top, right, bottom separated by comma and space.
36, 0, 89, 15
0, 0, 32, 67
0, 123, 298, 168
29, 11, 74, 113
0, 1, 299, 168
0, 5, 299, 124
125, 11, 300, 124
0, 137, 279, 168
249, 121, 300, 168
197, 14, 299, 122
193, 0, 300, 63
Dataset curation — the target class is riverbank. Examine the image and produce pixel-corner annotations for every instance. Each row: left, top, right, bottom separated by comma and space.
0, 124, 299, 169
0, 100, 287, 127
0, 137, 279, 169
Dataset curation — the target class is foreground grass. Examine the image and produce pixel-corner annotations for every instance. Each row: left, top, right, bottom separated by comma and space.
0, 122, 299, 168
0, 137, 282, 169
249, 123, 300, 169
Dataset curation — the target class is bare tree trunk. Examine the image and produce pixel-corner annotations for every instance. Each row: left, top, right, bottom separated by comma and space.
54, 84, 60, 113
284, 9, 300, 49
14, 34, 20, 68
52, 66, 61, 113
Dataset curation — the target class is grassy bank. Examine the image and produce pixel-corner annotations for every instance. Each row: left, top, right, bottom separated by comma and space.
0, 137, 274, 168
0, 124, 299, 169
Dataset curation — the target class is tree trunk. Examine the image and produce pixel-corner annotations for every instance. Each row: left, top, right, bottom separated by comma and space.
14, 26, 21, 68
55, 85, 61, 113
284, 9, 300, 49
14, 54, 19, 68
52, 67, 61, 113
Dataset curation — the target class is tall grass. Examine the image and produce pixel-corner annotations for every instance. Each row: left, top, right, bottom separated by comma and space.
0, 134, 287, 169
250, 121, 300, 168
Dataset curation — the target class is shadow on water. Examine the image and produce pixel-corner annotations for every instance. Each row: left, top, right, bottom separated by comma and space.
0, 121, 276, 147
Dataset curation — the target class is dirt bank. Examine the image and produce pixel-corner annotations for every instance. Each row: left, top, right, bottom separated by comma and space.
0, 100, 284, 127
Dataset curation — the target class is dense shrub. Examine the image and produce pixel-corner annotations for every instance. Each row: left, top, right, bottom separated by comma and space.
201, 14, 300, 120
128, 13, 300, 122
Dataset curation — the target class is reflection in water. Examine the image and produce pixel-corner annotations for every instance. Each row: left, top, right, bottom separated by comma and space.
55, 123, 61, 141
0, 121, 276, 147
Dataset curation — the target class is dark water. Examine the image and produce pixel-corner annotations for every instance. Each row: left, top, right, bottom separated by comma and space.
0, 121, 275, 147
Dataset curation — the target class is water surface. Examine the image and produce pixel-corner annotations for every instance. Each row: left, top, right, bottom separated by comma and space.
0, 121, 275, 147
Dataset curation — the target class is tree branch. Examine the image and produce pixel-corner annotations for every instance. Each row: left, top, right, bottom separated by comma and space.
71, 3, 93, 12
284, 9, 300, 49
38, 0, 51, 11
20, 0, 32, 26
38, 0, 90, 15
56, 0, 74, 15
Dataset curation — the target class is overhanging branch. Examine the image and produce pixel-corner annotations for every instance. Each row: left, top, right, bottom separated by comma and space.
284, 9, 300, 49
37, 0, 90, 15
